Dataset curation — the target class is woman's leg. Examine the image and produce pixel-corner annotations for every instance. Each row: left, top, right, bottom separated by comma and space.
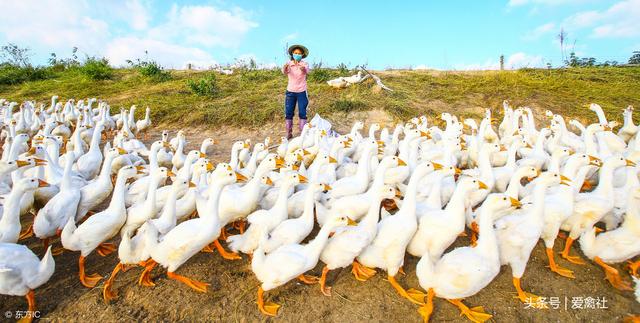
284, 91, 297, 139
297, 91, 309, 132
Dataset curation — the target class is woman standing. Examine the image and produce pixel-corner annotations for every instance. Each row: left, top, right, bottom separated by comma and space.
282, 44, 310, 139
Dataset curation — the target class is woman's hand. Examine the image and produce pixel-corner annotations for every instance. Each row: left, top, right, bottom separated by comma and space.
283, 63, 289, 72
299, 65, 306, 73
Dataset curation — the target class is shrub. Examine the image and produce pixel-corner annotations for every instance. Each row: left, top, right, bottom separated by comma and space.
79, 57, 113, 80
186, 73, 219, 96
127, 58, 171, 81
308, 62, 340, 83
0, 63, 53, 85
336, 63, 349, 74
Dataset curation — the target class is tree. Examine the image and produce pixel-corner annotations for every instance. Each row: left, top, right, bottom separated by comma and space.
0, 43, 32, 67
629, 51, 640, 65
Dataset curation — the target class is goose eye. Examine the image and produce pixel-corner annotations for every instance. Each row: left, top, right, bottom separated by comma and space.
503, 197, 507, 200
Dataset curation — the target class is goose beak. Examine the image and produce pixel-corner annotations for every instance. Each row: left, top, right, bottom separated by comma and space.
167, 170, 176, 177
199, 152, 207, 158
343, 142, 352, 148
34, 158, 47, 166
420, 131, 431, 139
510, 197, 522, 208
26, 147, 37, 156
298, 174, 308, 183
243, 143, 250, 149
395, 189, 403, 198
303, 149, 310, 156
275, 157, 285, 168
567, 149, 575, 155
297, 154, 303, 161
454, 168, 462, 175
16, 160, 30, 167
135, 166, 146, 174
478, 181, 489, 190
432, 162, 443, 170
347, 218, 357, 226
38, 179, 50, 187
206, 162, 214, 171
525, 143, 533, 149
328, 156, 338, 164
627, 159, 637, 167
291, 164, 300, 171
323, 184, 332, 191
560, 175, 572, 186
235, 172, 248, 183
188, 181, 197, 188
499, 145, 508, 152
266, 177, 274, 186
397, 158, 407, 166
117, 148, 127, 155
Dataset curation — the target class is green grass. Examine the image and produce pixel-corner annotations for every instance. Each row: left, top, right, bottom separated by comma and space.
0, 67, 638, 127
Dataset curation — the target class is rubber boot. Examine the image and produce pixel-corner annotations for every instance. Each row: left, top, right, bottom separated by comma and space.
285, 119, 293, 139
299, 118, 307, 133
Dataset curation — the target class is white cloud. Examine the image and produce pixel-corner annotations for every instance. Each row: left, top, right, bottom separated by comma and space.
0, 1, 259, 68
282, 32, 299, 42
125, 0, 151, 30
148, 4, 258, 48
455, 52, 546, 70
0, 0, 110, 56
562, 0, 640, 38
523, 22, 556, 40
105, 37, 217, 69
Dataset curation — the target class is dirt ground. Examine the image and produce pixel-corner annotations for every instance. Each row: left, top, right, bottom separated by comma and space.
2, 113, 639, 322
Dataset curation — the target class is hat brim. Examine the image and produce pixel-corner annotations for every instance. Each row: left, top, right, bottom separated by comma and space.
288, 45, 309, 58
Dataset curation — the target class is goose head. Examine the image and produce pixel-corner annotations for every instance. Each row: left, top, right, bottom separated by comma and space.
14, 177, 50, 192
483, 194, 522, 219
309, 182, 332, 194
260, 176, 274, 187
538, 172, 571, 187
603, 155, 636, 170
325, 215, 356, 232
439, 165, 462, 177
212, 163, 245, 185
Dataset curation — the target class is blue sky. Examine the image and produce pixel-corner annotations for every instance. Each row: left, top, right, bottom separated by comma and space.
0, 0, 638, 70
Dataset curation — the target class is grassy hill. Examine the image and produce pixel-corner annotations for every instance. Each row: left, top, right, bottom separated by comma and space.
1, 66, 639, 127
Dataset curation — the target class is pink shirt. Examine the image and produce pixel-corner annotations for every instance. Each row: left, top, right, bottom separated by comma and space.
282, 60, 309, 92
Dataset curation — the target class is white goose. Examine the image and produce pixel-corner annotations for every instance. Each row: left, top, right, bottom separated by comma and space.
61, 165, 141, 288
0, 243, 54, 321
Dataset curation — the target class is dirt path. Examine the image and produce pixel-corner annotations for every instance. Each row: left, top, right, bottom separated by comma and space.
2, 118, 639, 322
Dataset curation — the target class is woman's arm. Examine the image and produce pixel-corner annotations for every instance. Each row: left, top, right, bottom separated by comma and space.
282, 62, 290, 74
299, 61, 309, 74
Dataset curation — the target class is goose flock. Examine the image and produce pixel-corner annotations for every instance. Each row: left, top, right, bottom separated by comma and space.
0, 96, 639, 322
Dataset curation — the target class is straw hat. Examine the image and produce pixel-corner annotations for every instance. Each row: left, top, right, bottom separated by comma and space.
287, 44, 309, 58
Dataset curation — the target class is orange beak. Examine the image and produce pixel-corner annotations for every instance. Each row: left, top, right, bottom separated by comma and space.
235, 172, 248, 183
38, 179, 50, 187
